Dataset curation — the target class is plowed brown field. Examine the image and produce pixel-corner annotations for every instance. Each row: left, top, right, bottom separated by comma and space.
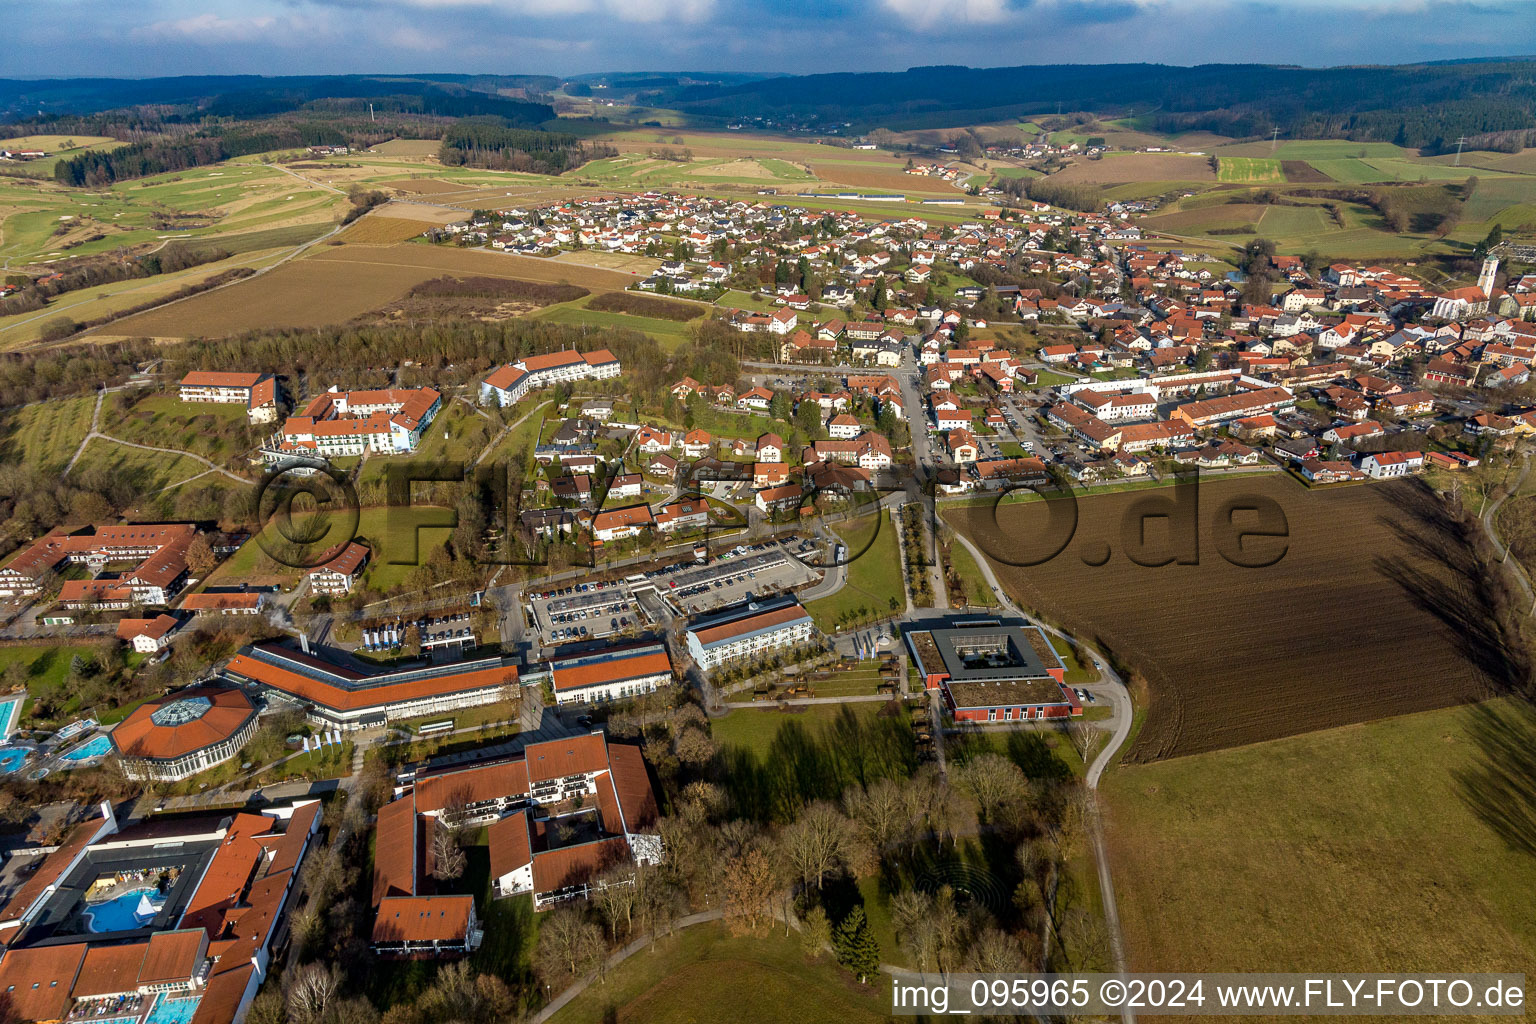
947, 475, 1504, 761
1050, 153, 1216, 184
809, 163, 963, 192
89, 243, 638, 338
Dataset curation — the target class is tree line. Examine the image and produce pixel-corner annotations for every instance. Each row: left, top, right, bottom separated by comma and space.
0, 244, 231, 317
438, 122, 613, 174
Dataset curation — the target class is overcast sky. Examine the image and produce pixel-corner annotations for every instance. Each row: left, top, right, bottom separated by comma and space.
3, 0, 1533, 78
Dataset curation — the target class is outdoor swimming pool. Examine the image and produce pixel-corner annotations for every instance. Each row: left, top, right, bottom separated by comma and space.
146, 994, 201, 1024
62, 734, 112, 762
83, 888, 162, 933
0, 748, 28, 774
0, 694, 23, 742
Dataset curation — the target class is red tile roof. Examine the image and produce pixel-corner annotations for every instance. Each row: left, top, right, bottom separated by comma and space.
111, 685, 256, 762
371, 896, 473, 945
550, 649, 673, 693
523, 732, 610, 785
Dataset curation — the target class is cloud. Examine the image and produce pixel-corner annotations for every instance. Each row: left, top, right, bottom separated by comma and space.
385, 0, 716, 21
881, 0, 1013, 27
131, 13, 279, 42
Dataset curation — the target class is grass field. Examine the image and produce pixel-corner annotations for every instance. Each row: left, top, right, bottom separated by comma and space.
948, 475, 1503, 761
534, 293, 700, 349
548, 921, 890, 1024
1216, 157, 1284, 183
710, 701, 898, 760
1052, 153, 1216, 184
804, 510, 905, 632
0, 644, 104, 720
69, 438, 208, 492
0, 395, 95, 472
206, 503, 459, 591
944, 533, 997, 607
1103, 699, 1536, 983
103, 392, 254, 465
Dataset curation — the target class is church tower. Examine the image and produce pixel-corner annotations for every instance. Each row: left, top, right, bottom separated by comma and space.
1479, 257, 1499, 298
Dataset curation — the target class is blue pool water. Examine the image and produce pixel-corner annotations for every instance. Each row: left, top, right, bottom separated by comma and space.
0, 748, 28, 774
62, 734, 112, 761
146, 995, 201, 1024
0, 695, 22, 741
83, 888, 162, 933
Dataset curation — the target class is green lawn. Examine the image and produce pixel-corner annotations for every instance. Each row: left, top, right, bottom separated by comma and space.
1048, 634, 1098, 685
0, 644, 98, 722
548, 920, 890, 1024
70, 438, 208, 492
536, 295, 699, 350
1030, 369, 1079, 388
709, 701, 896, 761
804, 510, 905, 632
0, 395, 95, 473
102, 392, 254, 465
410, 400, 495, 463
207, 503, 459, 592
1102, 698, 1536, 977
945, 535, 997, 608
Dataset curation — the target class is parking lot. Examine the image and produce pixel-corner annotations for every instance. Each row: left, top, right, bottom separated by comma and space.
523, 539, 822, 644
639, 545, 820, 615
527, 582, 643, 645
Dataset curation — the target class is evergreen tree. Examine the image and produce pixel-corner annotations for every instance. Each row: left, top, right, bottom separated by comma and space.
834, 906, 880, 984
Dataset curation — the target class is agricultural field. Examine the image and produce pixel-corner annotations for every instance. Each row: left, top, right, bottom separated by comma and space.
947, 475, 1503, 761
1051, 153, 1216, 184
1139, 203, 1267, 235
808, 162, 958, 193
1215, 156, 1284, 183
90, 242, 639, 339
366, 139, 443, 157
0, 395, 95, 472
1103, 700, 1536, 982
335, 214, 440, 244
547, 250, 660, 274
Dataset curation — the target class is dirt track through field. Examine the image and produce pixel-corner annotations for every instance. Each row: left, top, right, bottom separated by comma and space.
948, 475, 1505, 761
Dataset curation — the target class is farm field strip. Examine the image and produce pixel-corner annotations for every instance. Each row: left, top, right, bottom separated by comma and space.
947, 475, 1499, 761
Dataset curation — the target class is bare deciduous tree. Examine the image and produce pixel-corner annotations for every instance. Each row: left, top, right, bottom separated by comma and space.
428, 822, 466, 881
286, 962, 341, 1024
780, 801, 851, 891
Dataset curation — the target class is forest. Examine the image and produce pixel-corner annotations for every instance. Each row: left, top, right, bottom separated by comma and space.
660, 60, 1536, 146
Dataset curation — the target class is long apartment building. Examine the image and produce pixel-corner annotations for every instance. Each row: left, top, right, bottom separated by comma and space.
0, 801, 320, 1024
178, 371, 281, 423
274, 386, 440, 459
223, 643, 518, 730
371, 732, 659, 955
0, 524, 195, 605
480, 348, 622, 407
1169, 385, 1295, 428
547, 642, 675, 706
684, 596, 817, 673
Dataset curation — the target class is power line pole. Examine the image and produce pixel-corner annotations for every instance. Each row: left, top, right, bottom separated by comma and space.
1454, 135, 1467, 165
